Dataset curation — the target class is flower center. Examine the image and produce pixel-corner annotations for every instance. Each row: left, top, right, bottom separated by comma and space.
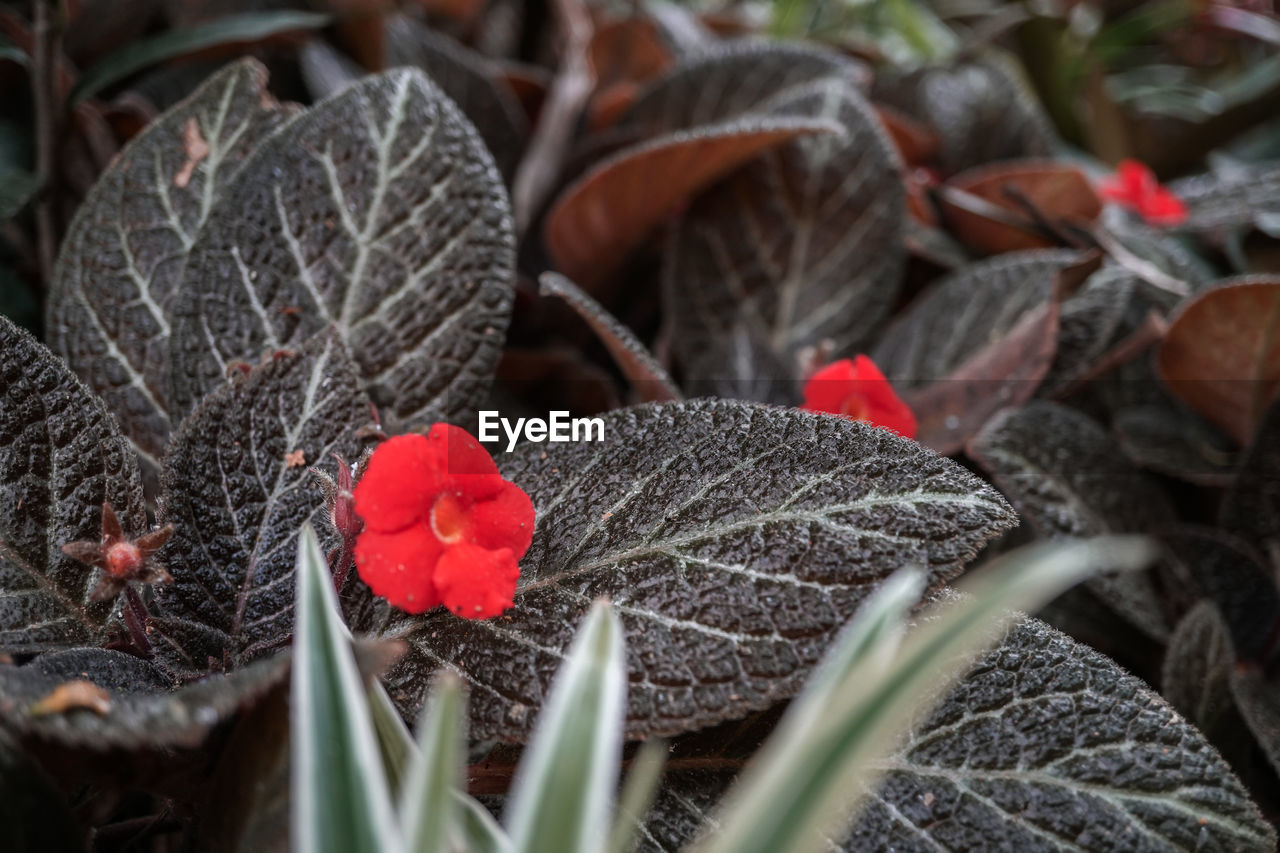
840, 393, 869, 421
105, 541, 142, 578
430, 493, 467, 544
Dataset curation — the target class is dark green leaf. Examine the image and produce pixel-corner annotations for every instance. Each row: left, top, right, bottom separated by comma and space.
1162, 601, 1236, 740
1113, 404, 1237, 487
663, 75, 904, 402
1170, 162, 1280, 236
642, 618, 1275, 853
1230, 667, 1280, 780
70, 11, 332, 104
872, 53, 1054, 174
168, 67, 515, 429
0, 169, 40, 219
153, 332, 371, 671
1158, 527, 1278, 661
871, 249, 1083, 453
384, 14, 527, 182
382, 399, 1015, 742
0, 647, 288, 751
48, 59, 291, 485
0, 315, 145, 653
968, 401, 1174, 640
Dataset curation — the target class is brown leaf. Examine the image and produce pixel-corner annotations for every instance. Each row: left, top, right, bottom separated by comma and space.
1157, 277, 1280, 445
873, 103, 937, 166
29, 680, 112, 717
940, 159, 1102, 255
545, 118, 837, 290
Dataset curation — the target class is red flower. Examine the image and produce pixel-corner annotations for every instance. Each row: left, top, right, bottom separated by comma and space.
1097, 159, 1187, 226
352, 425, 535, 619
802, 356, 917, 439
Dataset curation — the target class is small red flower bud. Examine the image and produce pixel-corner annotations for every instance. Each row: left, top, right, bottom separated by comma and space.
802, 355, 917, 439
352, 424, 535, 619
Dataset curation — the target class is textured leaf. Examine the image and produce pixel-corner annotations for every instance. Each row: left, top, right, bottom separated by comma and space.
1170, 162, 1280, 236
1043, 266, 1159, 397
643, 617, 1275, 853
1221, 396, 1280, 549
0, 315, 145, 653
381, 399, 1015, 742
547, 116, 839, 291
1162, 601, 1236, 740
168, 67, 515, 428
872, 54, 1054, 174
612, 41, 869, 141
70, 10, 331, 104
1157, 277, 1280, 446
154, 332, 371, 670
385, 14, 527, 182
48, 58, 291, 482
871, 250, 1084, 454
967, 401, 1174, 640
0, 647, 289, 751
662, 77, 904, 402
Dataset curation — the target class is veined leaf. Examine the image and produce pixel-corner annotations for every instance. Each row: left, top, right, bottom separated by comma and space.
168, 67, 515, 429
1162, 601, 1237, 739
153, 332, 371, 671
871, 249, 1086, 454
47, 59, 291, 485
385, 14, 527, 182
1170, 162, 1280, 236
697, 538, 1155, 853
0, 315, 145, 653
1221, 396, 1280, 548
644, 615, 1274, 852
968, 401, 1174, 640
0, 647, 288, 752
872, 53, 1054, 174
381, 399, 1015, 741
504, 602, 627, 853
663, 77, 905, 401
293, 524, 402, 853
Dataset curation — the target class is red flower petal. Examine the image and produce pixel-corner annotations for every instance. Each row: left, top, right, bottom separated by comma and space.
801, 358, 859, 412
465, 481, 536, 557
802, 356, 917, 439
1097, 159, 1186, 226
353, 434, 440, 533
434, 543, 521, 619
353, 525, 443, 613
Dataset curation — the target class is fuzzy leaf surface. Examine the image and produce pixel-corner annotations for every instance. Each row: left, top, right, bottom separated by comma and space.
640, 618, 1274, 853
968, 401, 1174, 640
47, 59, 290, 481
154, 332, 370, 670
168, 67, 515, 428
381, 399, 1015, 742
662, 77, 904, 401
0, 316, 145, 653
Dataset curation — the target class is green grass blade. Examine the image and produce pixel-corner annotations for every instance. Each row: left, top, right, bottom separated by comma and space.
504, 601, 627, 853
696, 536, 1155, 853
292, 524, 403, 853
456, 793, 514, 853
607, 739, 669, 853
368, 682, 415, 798
400, 673, 466, 853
